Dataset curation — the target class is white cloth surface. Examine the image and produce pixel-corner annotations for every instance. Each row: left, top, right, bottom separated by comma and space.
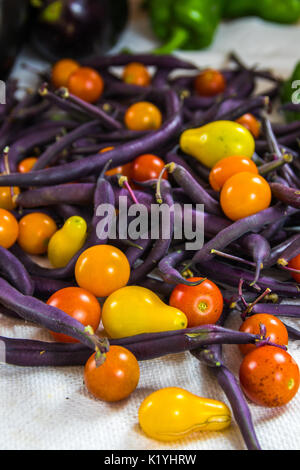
1, 0, 300, 451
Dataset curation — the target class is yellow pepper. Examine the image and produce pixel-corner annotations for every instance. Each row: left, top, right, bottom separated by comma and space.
48, 216, 87, 268
139, 387, 231, 441
102, 286, 187, 338
180, 120, 255, 168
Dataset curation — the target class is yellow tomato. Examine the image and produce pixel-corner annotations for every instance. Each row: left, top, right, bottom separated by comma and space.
48, 216, 87, 268
102, 286, 187, 338
18, 212, 58, 255
75, 245, 130, 298
139, 387, 231, 441
220, 172, 272, 221
180, 120, 255, 168
0, 187, 20, 210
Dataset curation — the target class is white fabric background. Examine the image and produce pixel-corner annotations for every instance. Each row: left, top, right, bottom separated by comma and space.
1, 0, 300, 451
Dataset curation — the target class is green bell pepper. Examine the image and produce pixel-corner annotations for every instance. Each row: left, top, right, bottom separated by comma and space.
281, 61, 300, 122
144, 0, 224, 53
223, 0, 300, 24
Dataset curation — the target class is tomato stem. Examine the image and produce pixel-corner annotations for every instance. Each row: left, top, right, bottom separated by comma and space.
241, 287, 272, 320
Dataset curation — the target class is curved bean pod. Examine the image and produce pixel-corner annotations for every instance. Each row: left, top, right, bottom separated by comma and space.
0, 278, 108, 353
0, 246, 34, 295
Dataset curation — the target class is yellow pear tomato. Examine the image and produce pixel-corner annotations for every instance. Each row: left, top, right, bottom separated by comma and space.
180, 120, 255, 168
139, 387, 231, 441
102, 286, 188, 338
48, 216, 87, 268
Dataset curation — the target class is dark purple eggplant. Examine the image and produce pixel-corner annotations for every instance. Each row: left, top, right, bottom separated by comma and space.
29, 0, 129, 62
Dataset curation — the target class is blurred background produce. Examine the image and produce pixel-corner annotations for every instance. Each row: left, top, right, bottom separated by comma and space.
0, 0, 30, 79
1, 0, 300, 79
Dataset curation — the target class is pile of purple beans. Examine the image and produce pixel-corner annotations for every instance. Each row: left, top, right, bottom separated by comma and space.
0, 52, 300, 451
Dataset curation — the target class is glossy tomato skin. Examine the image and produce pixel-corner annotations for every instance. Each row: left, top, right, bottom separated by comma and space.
17, 212, 57, 255
67, 67, 104, 103
220, 172, 272, 221
75, 245, 130, 298
0, 208, 19, 249
124, 101, 162, 131
194, 69, 226, 97
51, 58, 80, 89
209, 155, 258, 191
17, 157, 38, 173
0, 186, 20, 211
239, 345, 300, 407
239, 314, 288, 356
123, 62, 151, 87
84, 346, 140, 402
169, 277, 223, 327
180, 121, 255, 169
288, 254, 300, 283
236, 113, 261, 139
131, 154, 167, 183
47, 287, 101, 343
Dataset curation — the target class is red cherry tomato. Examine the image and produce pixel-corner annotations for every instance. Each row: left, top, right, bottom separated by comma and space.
67, 67, 104, 103
131, 154, 167, 183
194, 69, 226, 97
47, 287, 101, 343
236, 113, 261, 139
0, 208, 19, 249
239, 314, 288, 356
169, 277, 223, 327
220, 172, 272, 221
122, 62, 151, 87
124, 101, 162, 131
288, 254, 300, 283
84, 346, 140, 402
239, 345, 300, 407
209, 155, 258, 191
17, 157, 38, 173
51, 58, 80, 89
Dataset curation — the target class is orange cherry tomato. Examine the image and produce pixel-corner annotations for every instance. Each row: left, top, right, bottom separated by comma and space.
84, 346, 140, 402
99, 146, 115, 154
194, 69, 226, 97
0, 208, 19, 249
220, 172, 272, 221
47, 287, 101, 343
51, 58, 80, 89
236, 113, 261, 139
98, 146, 132, 177
124, 101, 162, 131
122, 62, 151, 87
209, 155, 258, 191
105, 163, 133, 179
169, 277, 223, 327
0, 186, 20, 210
18, 212, 58, 255
131, 154, 167, 183
239, 345, 300, 407
239, 314, 288, 356
75, 245, 130, 298
67, 67, 104, 103
17, 157, 38, 173
288, 254, 300, 283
